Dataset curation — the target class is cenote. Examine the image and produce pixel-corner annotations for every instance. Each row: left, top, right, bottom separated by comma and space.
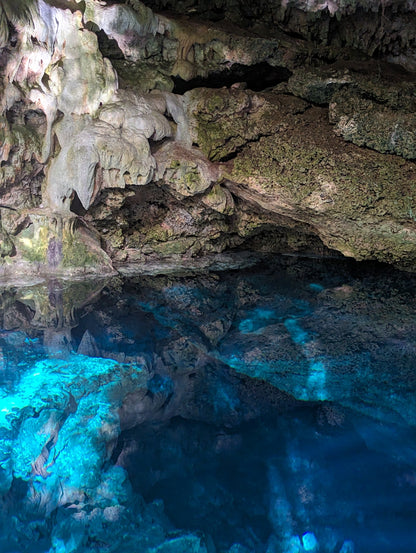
0, 256, 415, 553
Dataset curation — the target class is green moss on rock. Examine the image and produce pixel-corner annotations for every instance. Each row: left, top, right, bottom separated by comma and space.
62, 229, 99, 268
0, 227, 15, 258
184, 88, 307, 161
112, 60, 174, 92
185, 88, 416, 269
17, 224, 48, 263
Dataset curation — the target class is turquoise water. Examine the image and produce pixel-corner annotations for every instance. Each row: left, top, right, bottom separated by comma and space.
0, 257, 415, 552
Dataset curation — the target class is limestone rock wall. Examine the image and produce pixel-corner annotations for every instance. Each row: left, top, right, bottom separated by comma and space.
142, 0, 416, 71
0, 0, 415, 276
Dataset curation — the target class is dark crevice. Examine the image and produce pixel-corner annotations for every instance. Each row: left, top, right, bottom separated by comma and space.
24, 109, 47, 128
95, 29, 124, 60
234, 227, 340, 258
173, 62, 292, 94
149, 137, 172, 154
218, 133, 274, 162
70, 191, 87, 217
9, 27, 18, 48
5, 102, 25, 125
142, 1, 227, 21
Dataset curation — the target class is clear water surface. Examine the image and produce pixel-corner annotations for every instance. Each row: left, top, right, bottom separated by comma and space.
0, 257, 415, 553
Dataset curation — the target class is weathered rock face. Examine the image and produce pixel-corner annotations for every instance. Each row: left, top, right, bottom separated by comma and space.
142, 0, 416, 71
0, 0, 415, 276
184, 86, 416, 268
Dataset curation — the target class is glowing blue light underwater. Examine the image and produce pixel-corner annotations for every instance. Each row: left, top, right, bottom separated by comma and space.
24, 336, 40, 344
228, 316, 328, 402
284, 318, 308, 345
308, 283, 325, 292
302, 532, 319, 552
0, 353, 144, 500
238, 308, 276, 334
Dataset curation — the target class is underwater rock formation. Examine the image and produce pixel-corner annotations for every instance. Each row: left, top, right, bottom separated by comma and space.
0, 259, 415, 552
0, 0, 415, 276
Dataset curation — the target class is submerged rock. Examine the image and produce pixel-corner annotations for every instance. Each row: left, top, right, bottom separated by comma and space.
150, 535, 209, 553
0, 260, 415, 551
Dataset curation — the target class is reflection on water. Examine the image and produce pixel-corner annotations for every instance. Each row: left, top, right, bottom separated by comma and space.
0, 257, 415, 553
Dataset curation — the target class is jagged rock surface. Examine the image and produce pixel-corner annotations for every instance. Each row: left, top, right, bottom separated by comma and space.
0, 0, 415, 275
185, 86, 416, 269
142, 0, 416, 71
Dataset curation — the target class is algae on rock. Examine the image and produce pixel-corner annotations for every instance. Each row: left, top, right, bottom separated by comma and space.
0, 0, 415, 274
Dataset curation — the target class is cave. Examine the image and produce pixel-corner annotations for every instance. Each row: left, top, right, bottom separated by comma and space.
172, 62, 293, 93
0, 0, 415, 552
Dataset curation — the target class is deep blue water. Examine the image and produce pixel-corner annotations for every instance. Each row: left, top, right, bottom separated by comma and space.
0, 257, 415, 553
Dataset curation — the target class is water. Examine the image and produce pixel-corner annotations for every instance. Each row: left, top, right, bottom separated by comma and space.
0, 257, 415, 553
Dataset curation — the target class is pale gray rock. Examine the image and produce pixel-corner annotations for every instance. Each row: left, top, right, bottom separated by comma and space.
77, 329, 100, 357
84, 0, 161, 61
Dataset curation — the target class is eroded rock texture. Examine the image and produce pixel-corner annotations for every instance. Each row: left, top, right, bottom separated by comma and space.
0, 0, 415, 276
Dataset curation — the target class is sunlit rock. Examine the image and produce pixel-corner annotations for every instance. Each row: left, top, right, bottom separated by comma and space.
45, 115, 155, 211
4, 2, 117, 116
0, 0, 415, 272
288, 64, 416, 161
1, 0, 121, 274
45, 89, 188, 213
329, 87, 416, 159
